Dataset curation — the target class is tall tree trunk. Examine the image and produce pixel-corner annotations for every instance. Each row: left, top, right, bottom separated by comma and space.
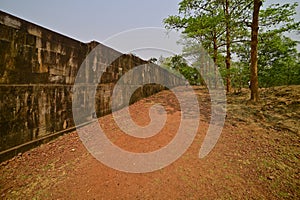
213, 33, 218, 88
225, 0, 231, 93
250, 0, 262, 101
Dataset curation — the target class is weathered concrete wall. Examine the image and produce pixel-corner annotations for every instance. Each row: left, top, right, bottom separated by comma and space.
0, 11, 183, 160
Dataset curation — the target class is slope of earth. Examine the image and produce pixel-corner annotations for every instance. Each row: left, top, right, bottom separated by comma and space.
1, 85, 299, 199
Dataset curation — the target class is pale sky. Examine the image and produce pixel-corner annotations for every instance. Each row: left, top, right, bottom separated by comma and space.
1, 0, 299, 59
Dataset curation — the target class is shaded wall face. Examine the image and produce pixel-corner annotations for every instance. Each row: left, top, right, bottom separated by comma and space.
0, 11, 136, 152
0, 11, 183, 153
0, 85, 73, 151
0, 11, 91, 151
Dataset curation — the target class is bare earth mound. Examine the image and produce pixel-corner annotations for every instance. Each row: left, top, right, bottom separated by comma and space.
1, 86, 299, 199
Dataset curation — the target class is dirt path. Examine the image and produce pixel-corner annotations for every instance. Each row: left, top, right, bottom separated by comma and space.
1, 86, 299, 199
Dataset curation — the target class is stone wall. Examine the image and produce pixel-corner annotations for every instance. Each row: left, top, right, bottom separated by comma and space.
0, 11, 183, 161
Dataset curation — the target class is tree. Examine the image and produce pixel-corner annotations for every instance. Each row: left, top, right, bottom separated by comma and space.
164, 0, 253, 92
259, 2, 300, 34
258, 33, 300, 87
248, 2, 299, 100
249, 0, 262, 102
164, 0, 225, 65
224, 0, 232, 92
178, 35, 226, 87
164, 0, 225, 89
160, 54, 203, 85
165, 0, 299, 96
221, 0, 252, 92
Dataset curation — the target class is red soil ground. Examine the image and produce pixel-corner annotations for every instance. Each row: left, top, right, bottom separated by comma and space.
1, 86, 299, 199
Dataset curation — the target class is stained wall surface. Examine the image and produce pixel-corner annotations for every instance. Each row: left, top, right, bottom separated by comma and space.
0, 11, 183, 159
